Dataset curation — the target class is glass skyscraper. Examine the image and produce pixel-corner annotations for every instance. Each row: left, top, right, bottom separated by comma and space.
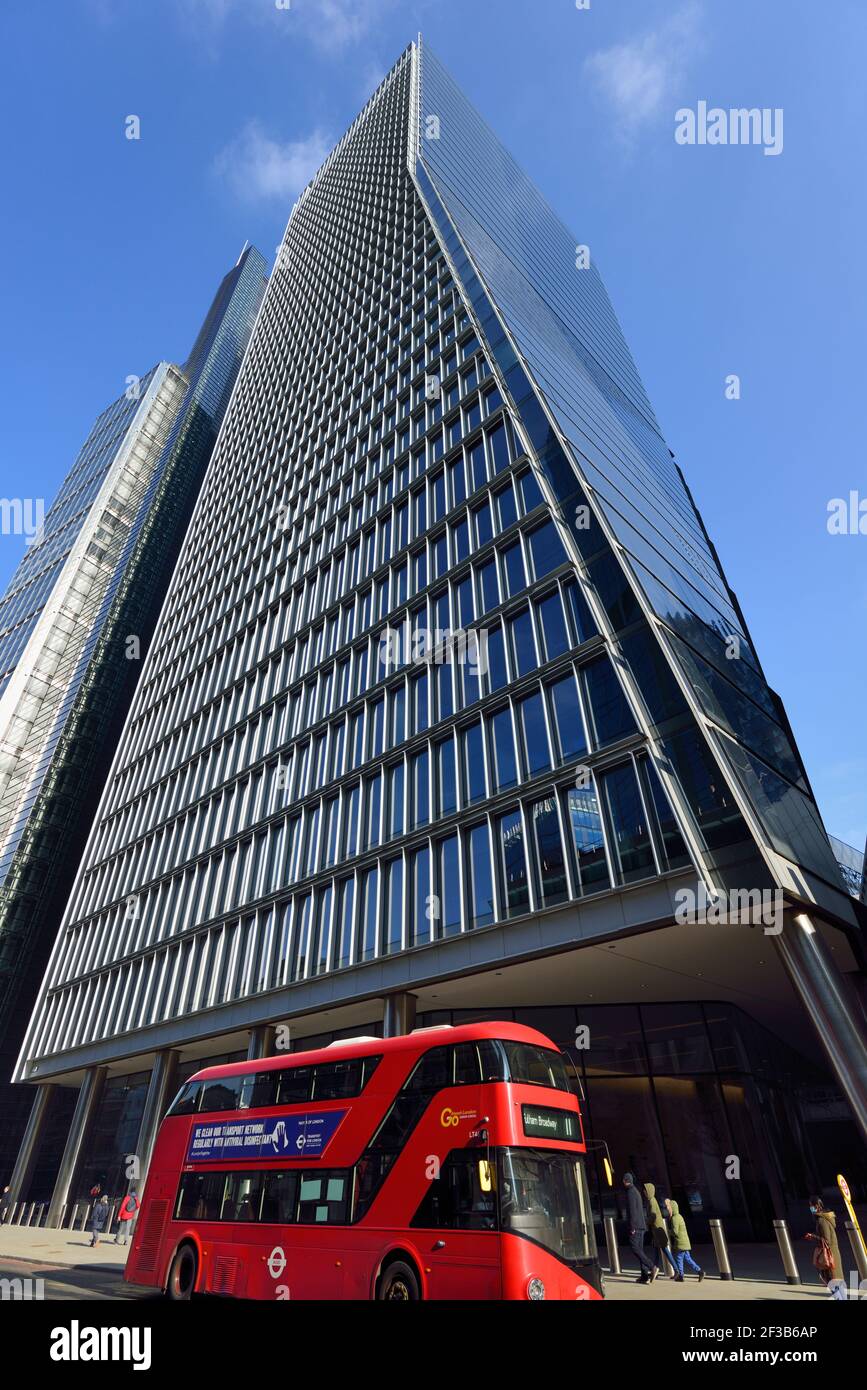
7, 44, 865, 1233
0, 247, 267, 1186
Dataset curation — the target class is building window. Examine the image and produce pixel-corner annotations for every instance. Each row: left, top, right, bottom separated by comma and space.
528, 796, 568, 906
563, 784, 611, 894
496, 809, 530, 917
600, 762, 656, 884
517, 690, 551, 778
466, 822, 495, 928
582, 654, 636, 746
437, 834, 461, 937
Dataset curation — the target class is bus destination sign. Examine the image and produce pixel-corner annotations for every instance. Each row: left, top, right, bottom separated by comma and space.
521, 1104, 579, 1143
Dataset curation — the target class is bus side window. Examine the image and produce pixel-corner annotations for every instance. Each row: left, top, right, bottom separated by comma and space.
240, 1072, 279, 1110
200, 1075, 244, 1113
312, 1059, 363, 1100
297, 1173, 349, 1224
176, 1172, 224, 1222
276, 1066, 313, 1105
222, 1172, 265, 1223
405, 1045, 451, 1092
167, 1081, 201, 1116
261, 1171, 299, 1224
410, 1151, 497, 1231
453, 1043, 482, 1085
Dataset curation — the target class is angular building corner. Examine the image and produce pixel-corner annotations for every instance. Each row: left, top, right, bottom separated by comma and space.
5, 43, 865, 1234
410, 39, 867, 1135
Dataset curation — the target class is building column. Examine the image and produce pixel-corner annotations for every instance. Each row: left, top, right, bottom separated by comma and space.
247, 1025, 277, 1060
132, 1049, 179, 1196
47, 1066, 106, 1228
382, 992, 417, 1038
6, 1084, 56, 1210
776, 910, 867, 1144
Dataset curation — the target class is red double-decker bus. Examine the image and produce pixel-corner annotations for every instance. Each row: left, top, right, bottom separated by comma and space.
125, 1021, 602, 1301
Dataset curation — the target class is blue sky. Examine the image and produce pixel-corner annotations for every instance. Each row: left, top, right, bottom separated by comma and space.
1, 0, 865, 848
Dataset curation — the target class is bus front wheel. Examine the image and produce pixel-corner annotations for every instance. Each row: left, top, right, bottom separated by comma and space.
377, 1260, 420, 1301
166, 1243, 198, 1301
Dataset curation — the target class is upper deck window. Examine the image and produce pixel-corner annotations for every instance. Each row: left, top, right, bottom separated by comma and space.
166, 1053, 382, 1117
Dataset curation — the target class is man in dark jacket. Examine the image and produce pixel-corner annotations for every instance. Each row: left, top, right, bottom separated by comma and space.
623, 1172, 657, 1283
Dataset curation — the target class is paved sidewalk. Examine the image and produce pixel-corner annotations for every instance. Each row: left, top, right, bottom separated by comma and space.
604, 1241, 861, 1301
0, 1223, 130, 1269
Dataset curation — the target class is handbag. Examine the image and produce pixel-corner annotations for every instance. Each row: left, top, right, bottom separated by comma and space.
812, 1237, 834, 1273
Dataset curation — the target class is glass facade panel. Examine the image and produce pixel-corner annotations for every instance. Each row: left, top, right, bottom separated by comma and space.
496, 810, 530, 917
466, 822, 494, 928
600, 762, 655, 884
528, 796, 568, 906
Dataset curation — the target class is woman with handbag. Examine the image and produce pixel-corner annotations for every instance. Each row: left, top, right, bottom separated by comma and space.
805, 1196, 846, 1301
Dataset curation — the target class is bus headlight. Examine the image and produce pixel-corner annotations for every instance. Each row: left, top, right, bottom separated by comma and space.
526, 1277, 546, 1301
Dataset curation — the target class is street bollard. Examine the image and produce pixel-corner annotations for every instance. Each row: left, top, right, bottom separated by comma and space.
25, 1202, 35, 1227
9, 1203, 20, 1225
67, 1203, 78, 1231
79, 1204, 90, 1231
708, 1218, 733, 1280
845, 1221, 867, 1283
773, 1219, 801, 1284
57, 1204, 67, 1230
35, 1203, 45, 1228
604, 1215, 621, 1274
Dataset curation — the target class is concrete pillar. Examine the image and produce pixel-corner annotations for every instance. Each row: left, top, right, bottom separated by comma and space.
132, 1050, 179, 1196
7, 1084, 56, 1210
47, 1066, 106, 1228
775, 910, 867, 1144
383, 992, 417, 1038
247, 1025, 277, 1060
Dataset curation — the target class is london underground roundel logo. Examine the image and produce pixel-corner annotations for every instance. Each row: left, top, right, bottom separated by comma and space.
268, 1246, 287, 1279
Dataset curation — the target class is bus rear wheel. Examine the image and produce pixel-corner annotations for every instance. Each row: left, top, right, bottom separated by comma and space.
166, 1244, 198, 1301
378, 1260, 420, 1301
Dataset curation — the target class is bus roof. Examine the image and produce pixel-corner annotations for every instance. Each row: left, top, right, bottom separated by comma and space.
188, 1021, 561, 1084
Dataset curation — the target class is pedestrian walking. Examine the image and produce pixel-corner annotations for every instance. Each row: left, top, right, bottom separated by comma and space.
805, 1196, 846, 1301
644, 1182, 678, 1275
664, 1197, 704, 1281
623, 1172, 657, 1283
0, 1185, 11, 1224
89, 1193, 110, 1247
115, 1187, 140, 1245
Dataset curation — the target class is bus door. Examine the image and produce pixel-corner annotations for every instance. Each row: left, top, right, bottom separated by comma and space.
412, 1150, 501, 1299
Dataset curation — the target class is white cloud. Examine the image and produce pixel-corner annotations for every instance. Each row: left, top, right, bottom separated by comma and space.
214, 122, 331, 202
584, 2, 705, 137
171, 0, 398, 54
300, 0, 372, 50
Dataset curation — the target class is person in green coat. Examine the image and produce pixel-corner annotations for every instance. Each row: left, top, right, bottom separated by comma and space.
806, 1197, 846, 1300
664, 1196, 704, 1281
644, 1182, 677, 1275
